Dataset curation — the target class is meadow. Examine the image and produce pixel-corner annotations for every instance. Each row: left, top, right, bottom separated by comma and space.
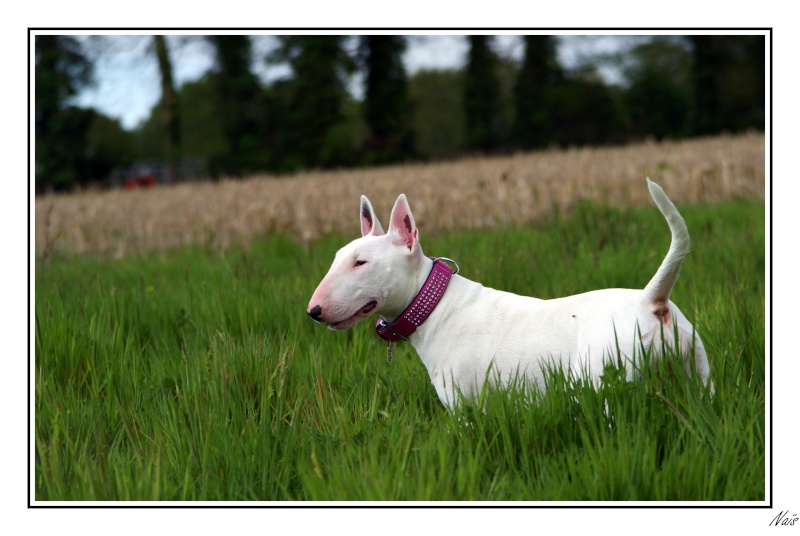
34, 191, 765, 501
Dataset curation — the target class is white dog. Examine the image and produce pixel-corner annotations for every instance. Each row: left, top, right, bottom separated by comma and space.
308, 179, 710, 408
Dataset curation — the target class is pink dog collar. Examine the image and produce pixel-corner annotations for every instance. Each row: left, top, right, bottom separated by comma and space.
375, 258, 457, 347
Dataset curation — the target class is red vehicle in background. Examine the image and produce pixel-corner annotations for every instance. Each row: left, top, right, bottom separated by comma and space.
122, 172, 157, 190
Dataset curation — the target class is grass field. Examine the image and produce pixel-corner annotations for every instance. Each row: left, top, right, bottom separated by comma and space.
34, 195, 765, 501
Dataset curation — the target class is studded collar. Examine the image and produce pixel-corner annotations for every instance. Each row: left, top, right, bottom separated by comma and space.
375, 257, 458, 344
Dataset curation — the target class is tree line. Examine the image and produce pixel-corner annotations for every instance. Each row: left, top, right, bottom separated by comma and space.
35, 35, 765, 191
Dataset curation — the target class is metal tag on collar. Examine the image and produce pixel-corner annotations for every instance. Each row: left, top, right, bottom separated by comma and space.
387, 341, 394, 363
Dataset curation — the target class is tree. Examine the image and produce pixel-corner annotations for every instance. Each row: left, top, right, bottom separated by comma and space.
269, 36, 357, 170
463, 36, 500, 152
622, 37, 692, 139
408, 69, 465, 160
35, 35, 94, 190
689, 35, 765, 135
153, 36, 181, 182
547, 72, 625, 147
207, 35, 268, 176
85, 112, 135, 180
513, 35, 563, 149
35, 36, 92, 120
132, 75, 226, 164
689, 36, 726, 135
358, 35, 415, 164
745, 35, 766, 130
512, 36, 625, 148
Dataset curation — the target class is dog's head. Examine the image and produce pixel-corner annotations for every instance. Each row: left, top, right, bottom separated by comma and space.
307, 194, 425, 330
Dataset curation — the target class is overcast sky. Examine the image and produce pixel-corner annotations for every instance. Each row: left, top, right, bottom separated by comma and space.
72, 34, 645, 130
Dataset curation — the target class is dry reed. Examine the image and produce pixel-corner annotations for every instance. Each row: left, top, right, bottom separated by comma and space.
35, 133, 765, 259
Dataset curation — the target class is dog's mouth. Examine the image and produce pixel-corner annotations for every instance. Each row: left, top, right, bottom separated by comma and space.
327, 300, 378, 330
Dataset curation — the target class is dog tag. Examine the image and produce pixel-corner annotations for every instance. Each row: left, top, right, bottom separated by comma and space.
387, 341, 394, 363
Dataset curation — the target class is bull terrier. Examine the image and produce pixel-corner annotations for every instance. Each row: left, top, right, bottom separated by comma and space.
307, 179, 710, 408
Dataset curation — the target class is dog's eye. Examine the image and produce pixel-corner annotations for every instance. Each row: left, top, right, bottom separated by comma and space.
354, 260, 368, 267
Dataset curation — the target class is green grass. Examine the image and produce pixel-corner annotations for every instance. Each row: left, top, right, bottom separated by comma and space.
34, 199, 765, 501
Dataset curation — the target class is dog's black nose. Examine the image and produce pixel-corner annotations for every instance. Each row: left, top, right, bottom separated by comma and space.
307, 304, 322, 321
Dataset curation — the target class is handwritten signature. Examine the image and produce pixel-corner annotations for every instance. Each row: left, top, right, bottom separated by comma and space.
770, 511, 799, 527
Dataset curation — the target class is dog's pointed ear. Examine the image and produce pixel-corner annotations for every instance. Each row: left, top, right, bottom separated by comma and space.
360, 195, 384, 236
387, 194, 418, 251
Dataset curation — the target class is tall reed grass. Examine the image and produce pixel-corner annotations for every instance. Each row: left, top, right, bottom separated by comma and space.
35, 133, 764, 259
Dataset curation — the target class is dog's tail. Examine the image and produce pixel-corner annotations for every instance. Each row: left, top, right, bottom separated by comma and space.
642, 178, 691, 308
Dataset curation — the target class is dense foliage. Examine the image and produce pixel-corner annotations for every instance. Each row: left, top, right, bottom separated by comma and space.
34, 35, 766, 190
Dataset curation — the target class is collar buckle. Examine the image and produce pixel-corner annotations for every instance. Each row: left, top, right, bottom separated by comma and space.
376, 318, 408, 341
